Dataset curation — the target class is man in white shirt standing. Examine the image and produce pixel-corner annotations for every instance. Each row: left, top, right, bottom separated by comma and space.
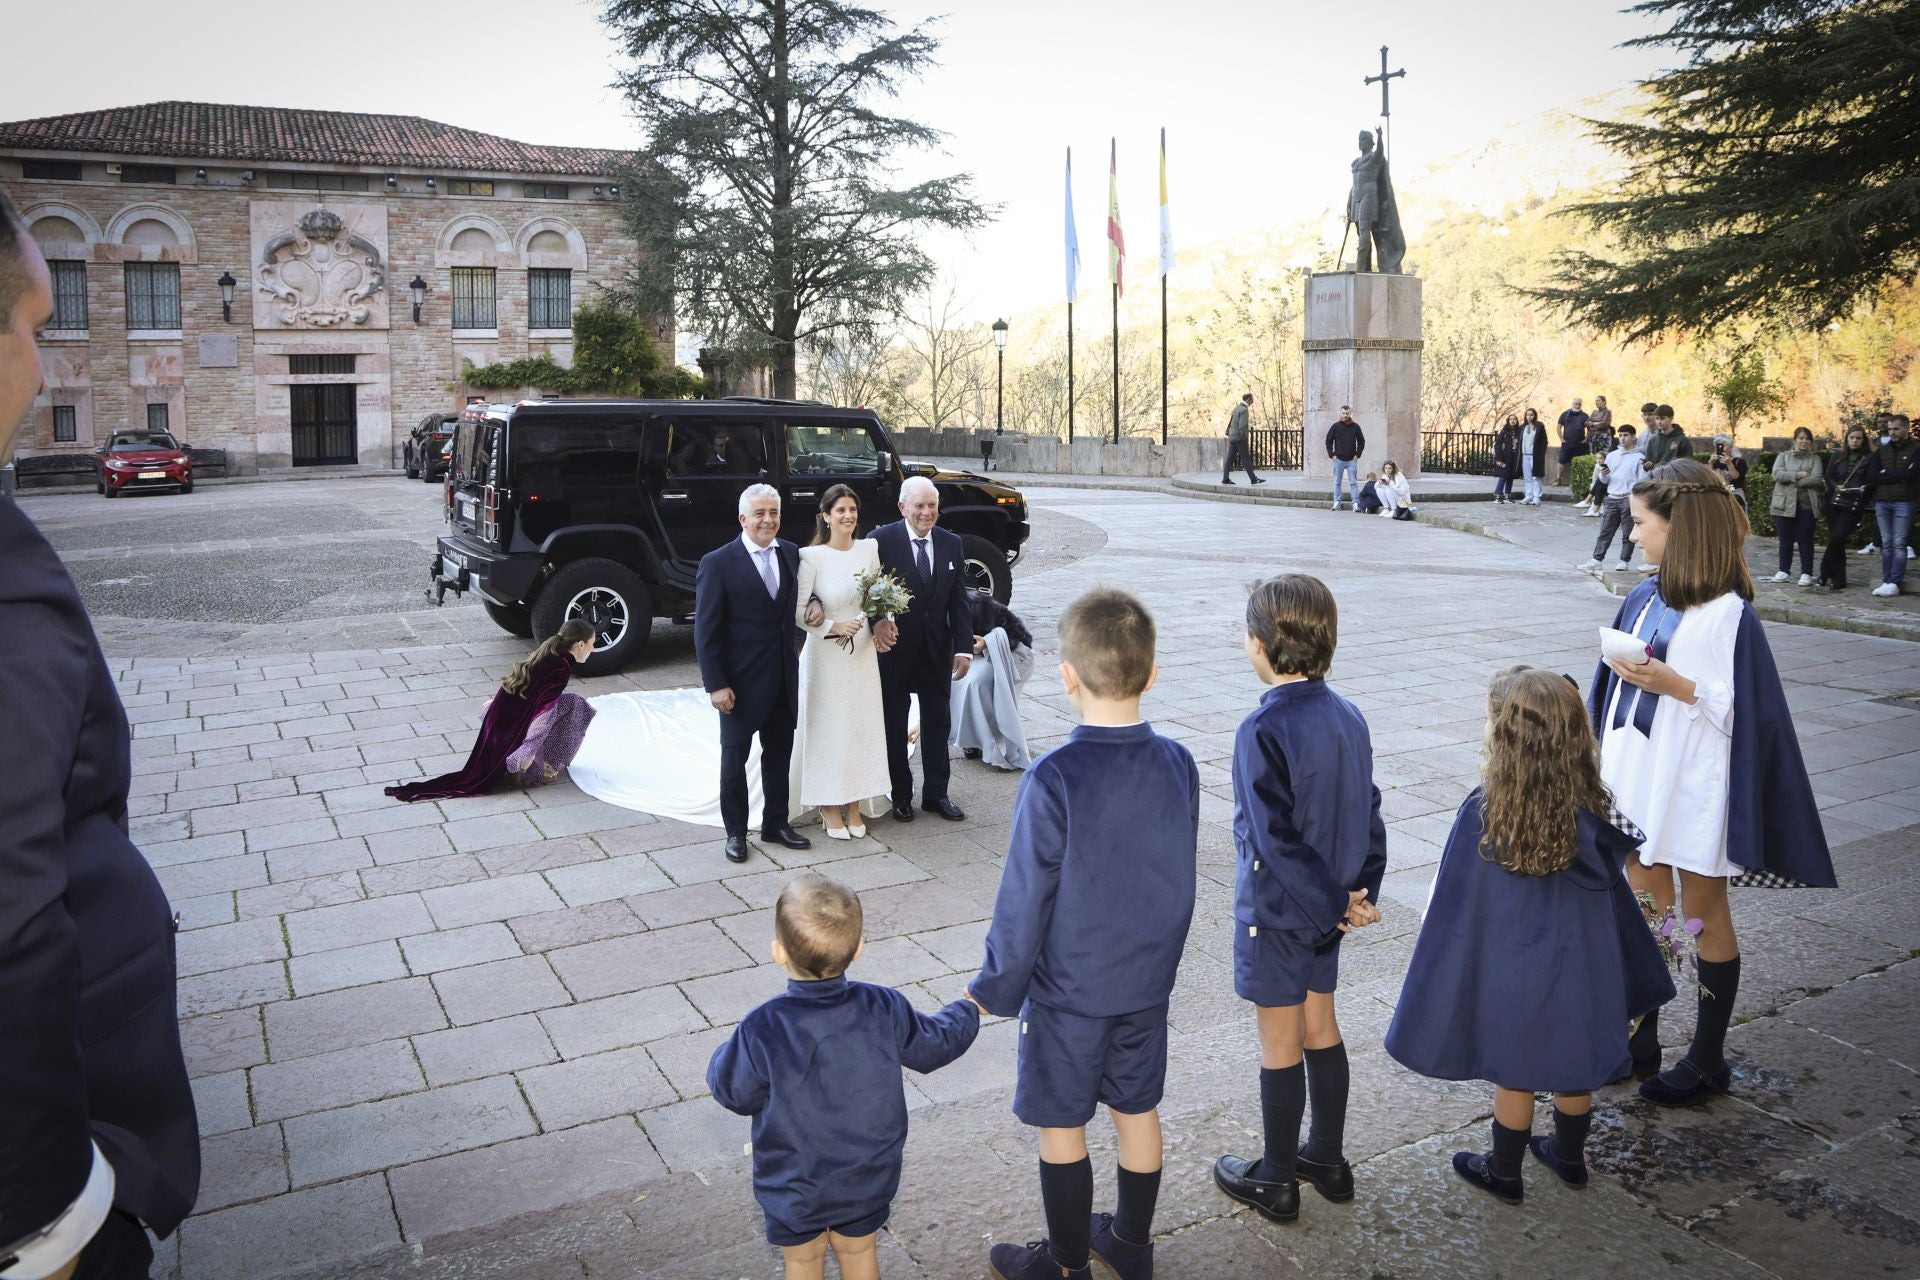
1582, 425, 1649, 571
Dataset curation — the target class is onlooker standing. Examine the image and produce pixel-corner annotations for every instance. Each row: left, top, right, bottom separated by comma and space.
1581, 424, 1647, 571
1859, 412, 1892, 559
1818, 426, 1876, 589
1582, 402, 1616, 515
1556, 397, 1590, 488
1326, 407, 1366, 510
1867, 414, 1918, 596
1519, 408, 1548, 505
1767, 428, 1824, 585
0, 191, 202, 1279
1222, 393, 1264, 486
1643, 405, 1693, 469
1375, 461, 1415, 520
1491, 414, 1521, 505
1707, 434, 1749, 507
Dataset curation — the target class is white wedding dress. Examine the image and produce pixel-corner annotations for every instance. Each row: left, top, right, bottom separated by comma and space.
792, 541, 893, 812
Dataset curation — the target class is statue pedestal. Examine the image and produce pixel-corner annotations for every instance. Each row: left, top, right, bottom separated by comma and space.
1301, 272, 1424, 478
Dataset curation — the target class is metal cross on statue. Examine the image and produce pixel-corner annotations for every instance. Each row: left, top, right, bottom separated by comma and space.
1364, 45, 1406, 157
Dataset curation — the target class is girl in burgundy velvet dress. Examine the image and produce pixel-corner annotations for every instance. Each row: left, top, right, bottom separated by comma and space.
386, 619, 597, 801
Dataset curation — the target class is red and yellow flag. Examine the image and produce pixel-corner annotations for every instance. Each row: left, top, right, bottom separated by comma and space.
1107, 138, 1125, 298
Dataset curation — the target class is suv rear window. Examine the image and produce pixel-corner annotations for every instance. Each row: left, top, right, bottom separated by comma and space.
511, 416, 649, 486
453, 418, 497, 484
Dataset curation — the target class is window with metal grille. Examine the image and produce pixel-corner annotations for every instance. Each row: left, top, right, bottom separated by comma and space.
53, 406, 77, 443
267, 171, 371, 192
524, 182, 570, 200
124, 263, 181, 329
450, 268, 496, 329
50, 261, 87, 329
447, 179, 495, 197
147, 403, 170, 432
23, 160, 82, 180
288, 354, 357, 375
528, 269, 572, 329
119, 164, 176, 184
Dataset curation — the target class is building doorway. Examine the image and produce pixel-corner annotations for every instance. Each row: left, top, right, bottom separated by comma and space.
290, 383, 357, 466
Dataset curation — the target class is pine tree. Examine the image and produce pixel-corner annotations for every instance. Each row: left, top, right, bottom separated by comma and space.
602, 0, 990, 398
1527, 0, 1920, 341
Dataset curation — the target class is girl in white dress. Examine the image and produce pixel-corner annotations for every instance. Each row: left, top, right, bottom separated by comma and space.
794, 485, 894, 839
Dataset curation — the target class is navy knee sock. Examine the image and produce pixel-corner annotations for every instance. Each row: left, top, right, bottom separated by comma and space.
1489, 1120, 1530, 1182
1629, 1009, 1661, 1065
1687, 955, 1741, 1073
1255, 1063, 1306, 1183
1113, 1166, 1160, 1247
1300, 1042, 1350, 1164
1551, 1109, 1592, 1167
1038, 1157, 1093, 1270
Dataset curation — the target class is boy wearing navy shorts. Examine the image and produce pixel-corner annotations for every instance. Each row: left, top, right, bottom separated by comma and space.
1213, 574, 1387, 1223
708, 873, 979, 1280
968, 588, 1200, 1280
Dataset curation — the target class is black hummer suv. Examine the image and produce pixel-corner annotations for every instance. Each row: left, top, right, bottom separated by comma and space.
428, 398, 1031, 675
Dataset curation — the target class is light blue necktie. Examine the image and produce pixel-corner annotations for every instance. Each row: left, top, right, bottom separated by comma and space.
756, 547, 777, 598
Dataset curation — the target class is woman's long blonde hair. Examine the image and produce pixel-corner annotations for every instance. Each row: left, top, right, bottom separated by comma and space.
1479, 665, 1612, 876
502, 619, 594, 696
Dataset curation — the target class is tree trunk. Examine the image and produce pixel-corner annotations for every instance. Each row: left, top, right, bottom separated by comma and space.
770, 0, 798, 399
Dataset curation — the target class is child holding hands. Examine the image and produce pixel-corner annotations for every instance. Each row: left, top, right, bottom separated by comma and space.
708, 873, 979, 1280
1213, 575, 1387, 1224
969, 587, 1200, 1280
1385, 667, 1675, 1203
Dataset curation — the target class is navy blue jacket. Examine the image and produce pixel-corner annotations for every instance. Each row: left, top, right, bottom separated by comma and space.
1385, 791, 1675, 1092
708, 977, 978, 1236
693, 536, 801, 744
1232, 680, 1388, 937
869, 520, 973, 678
971, 723, 1200, 1018
0, 498, 200, 1248
1589, 577, 1835, 887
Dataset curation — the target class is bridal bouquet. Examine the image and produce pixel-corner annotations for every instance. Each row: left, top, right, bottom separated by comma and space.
826, 569, 913, 653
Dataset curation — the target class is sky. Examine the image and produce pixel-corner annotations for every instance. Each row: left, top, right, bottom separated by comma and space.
2, 0, 1673, 328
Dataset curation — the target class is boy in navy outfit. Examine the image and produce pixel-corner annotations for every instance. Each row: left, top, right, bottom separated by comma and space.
967, 587, 1200, 1280
708, 873, 979, 1279
1213, 574, 1387, 1223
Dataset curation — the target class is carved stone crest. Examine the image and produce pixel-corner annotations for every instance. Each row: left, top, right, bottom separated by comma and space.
256, 208, 387, 327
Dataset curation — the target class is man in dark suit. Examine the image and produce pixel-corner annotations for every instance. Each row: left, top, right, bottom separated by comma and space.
869, 476, 974, 822
694, 483, 812, 863
0, 193, 200, 1278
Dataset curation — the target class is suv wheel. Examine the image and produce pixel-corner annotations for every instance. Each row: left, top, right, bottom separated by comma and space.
404, 446, 419, 480
532, 558, 653, 675
959, 533, 1012, 603
482, 599, 534, 638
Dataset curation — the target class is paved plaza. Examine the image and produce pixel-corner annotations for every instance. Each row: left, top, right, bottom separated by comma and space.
20, 477, 1920, 1279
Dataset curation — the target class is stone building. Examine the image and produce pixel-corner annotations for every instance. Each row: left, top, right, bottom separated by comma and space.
0, 101, 666, 473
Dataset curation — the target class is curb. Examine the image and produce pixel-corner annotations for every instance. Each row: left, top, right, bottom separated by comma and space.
15, 469, 412, 498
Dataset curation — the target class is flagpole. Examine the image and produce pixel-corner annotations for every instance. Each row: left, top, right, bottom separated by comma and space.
1159, 126, 1169, 446
1160, 273, 1168, 446
1066, 300, 1075, 444
1111, 279, 1120, 445
1066, 144, 1077, 445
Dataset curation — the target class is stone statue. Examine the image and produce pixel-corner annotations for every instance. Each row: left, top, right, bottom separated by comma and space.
1348, 129, 1405, 275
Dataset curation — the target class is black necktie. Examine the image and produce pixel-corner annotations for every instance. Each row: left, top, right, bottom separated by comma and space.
914, 537, 931, 582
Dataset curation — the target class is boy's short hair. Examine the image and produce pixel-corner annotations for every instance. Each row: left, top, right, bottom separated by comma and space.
1246, 574, 1337, 679
774, 873, 863, 980
1640, 402, 1658, 414
1617, 424, 1637, 437
1656, 404, 1675, 418
1058, 587, 1156, 698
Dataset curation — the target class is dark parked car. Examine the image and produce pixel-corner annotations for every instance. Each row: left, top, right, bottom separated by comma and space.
96, 430, 193, 497
427, 398, 1030, 674
404, 412, 457, 482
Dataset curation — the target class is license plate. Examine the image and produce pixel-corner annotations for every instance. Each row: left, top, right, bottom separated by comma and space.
139, 470, 166, 479
459, 496, 478, 520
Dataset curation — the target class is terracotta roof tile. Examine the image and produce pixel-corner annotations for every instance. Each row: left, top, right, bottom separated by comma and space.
0, 101, 631, 178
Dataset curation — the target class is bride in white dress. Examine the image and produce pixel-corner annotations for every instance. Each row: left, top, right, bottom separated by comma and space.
792, 485, 894, 838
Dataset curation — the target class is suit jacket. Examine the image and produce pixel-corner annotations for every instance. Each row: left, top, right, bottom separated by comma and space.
870, 521, 973, 681
0, 499, 200, 1248
694, 537, 801, 742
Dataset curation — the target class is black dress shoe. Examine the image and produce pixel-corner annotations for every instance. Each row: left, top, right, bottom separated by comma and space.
922, 797, 966, 821
760, 824, 811, 850
724, 834, 750, 863
962, 747, 983, 759
890, 800, 916, 822
1639, 1058, 1731, 1106
1452, 1150, 1523, 1205
1295, 1148, 1355, 1202
1212, 1154, 1299, 1223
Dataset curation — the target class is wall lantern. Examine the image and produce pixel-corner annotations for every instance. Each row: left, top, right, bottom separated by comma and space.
409, 275, 428, 324
195, 167, 207, 181
217, 271, 237, 323
239, 170, 255, 183
592, 186, 603, 197
425, 177, 436, 190
608, 185, 620, 198
385, 175, 398, 188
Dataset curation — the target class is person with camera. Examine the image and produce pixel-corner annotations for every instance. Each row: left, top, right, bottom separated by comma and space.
1707, 435, 1748, 506
1818, 426, 1876, 590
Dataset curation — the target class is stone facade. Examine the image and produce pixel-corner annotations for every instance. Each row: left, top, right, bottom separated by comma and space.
1301, 271, 1424, 478
2, 108, 664, 474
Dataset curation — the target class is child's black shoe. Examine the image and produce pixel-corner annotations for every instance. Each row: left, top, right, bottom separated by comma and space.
1294, 1146, 1355, 1202
1451, 1150, 1524, 1205
1211, 1154, 1300, 1223
989, 1239, 1090, 1279
1527, 1135, 1589, 1187
1087, 1212, 1152, 1280
1638, 1058, 1731, 1106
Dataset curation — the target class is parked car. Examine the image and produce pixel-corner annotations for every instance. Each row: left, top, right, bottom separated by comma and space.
427, 397, 1030, 674
404, 412, 458, 482
95, 430, 193, 497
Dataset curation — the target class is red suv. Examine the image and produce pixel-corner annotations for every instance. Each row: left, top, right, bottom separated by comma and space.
96, 430, 194, 497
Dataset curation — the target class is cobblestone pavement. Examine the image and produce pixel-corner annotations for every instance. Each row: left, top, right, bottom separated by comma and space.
21, 478, 1919, 1279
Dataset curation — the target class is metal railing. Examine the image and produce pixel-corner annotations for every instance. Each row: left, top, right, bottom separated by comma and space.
1420, 430, 1499, 476
1248, 428, 1304, 470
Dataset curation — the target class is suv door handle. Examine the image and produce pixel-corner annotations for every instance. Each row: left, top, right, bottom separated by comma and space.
659, 490, 691, 506
789, 489, 816, 500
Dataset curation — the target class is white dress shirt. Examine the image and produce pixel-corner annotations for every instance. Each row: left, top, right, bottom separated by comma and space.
5, 1141, 115, 1279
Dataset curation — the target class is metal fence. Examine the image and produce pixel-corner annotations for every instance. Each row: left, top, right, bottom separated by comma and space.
1420, 430, 1500, 476
1247, 428, 1305, 470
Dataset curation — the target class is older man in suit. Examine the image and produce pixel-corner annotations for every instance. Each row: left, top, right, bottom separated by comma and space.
0, 193, 200, 1279
694, 483, 813, 863
869, 476, 974, 822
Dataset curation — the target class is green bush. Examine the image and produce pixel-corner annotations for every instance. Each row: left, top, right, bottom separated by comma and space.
460, 302, 706, 399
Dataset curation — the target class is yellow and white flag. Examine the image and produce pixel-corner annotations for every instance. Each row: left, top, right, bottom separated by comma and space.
1158, 127, 1175, 278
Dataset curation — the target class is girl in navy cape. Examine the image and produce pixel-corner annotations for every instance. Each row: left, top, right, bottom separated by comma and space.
1592, 459, 1835, 1107
1386, 667, 1674, 1205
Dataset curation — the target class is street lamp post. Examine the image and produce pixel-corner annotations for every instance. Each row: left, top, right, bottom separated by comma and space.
991, 318, 1008, 434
